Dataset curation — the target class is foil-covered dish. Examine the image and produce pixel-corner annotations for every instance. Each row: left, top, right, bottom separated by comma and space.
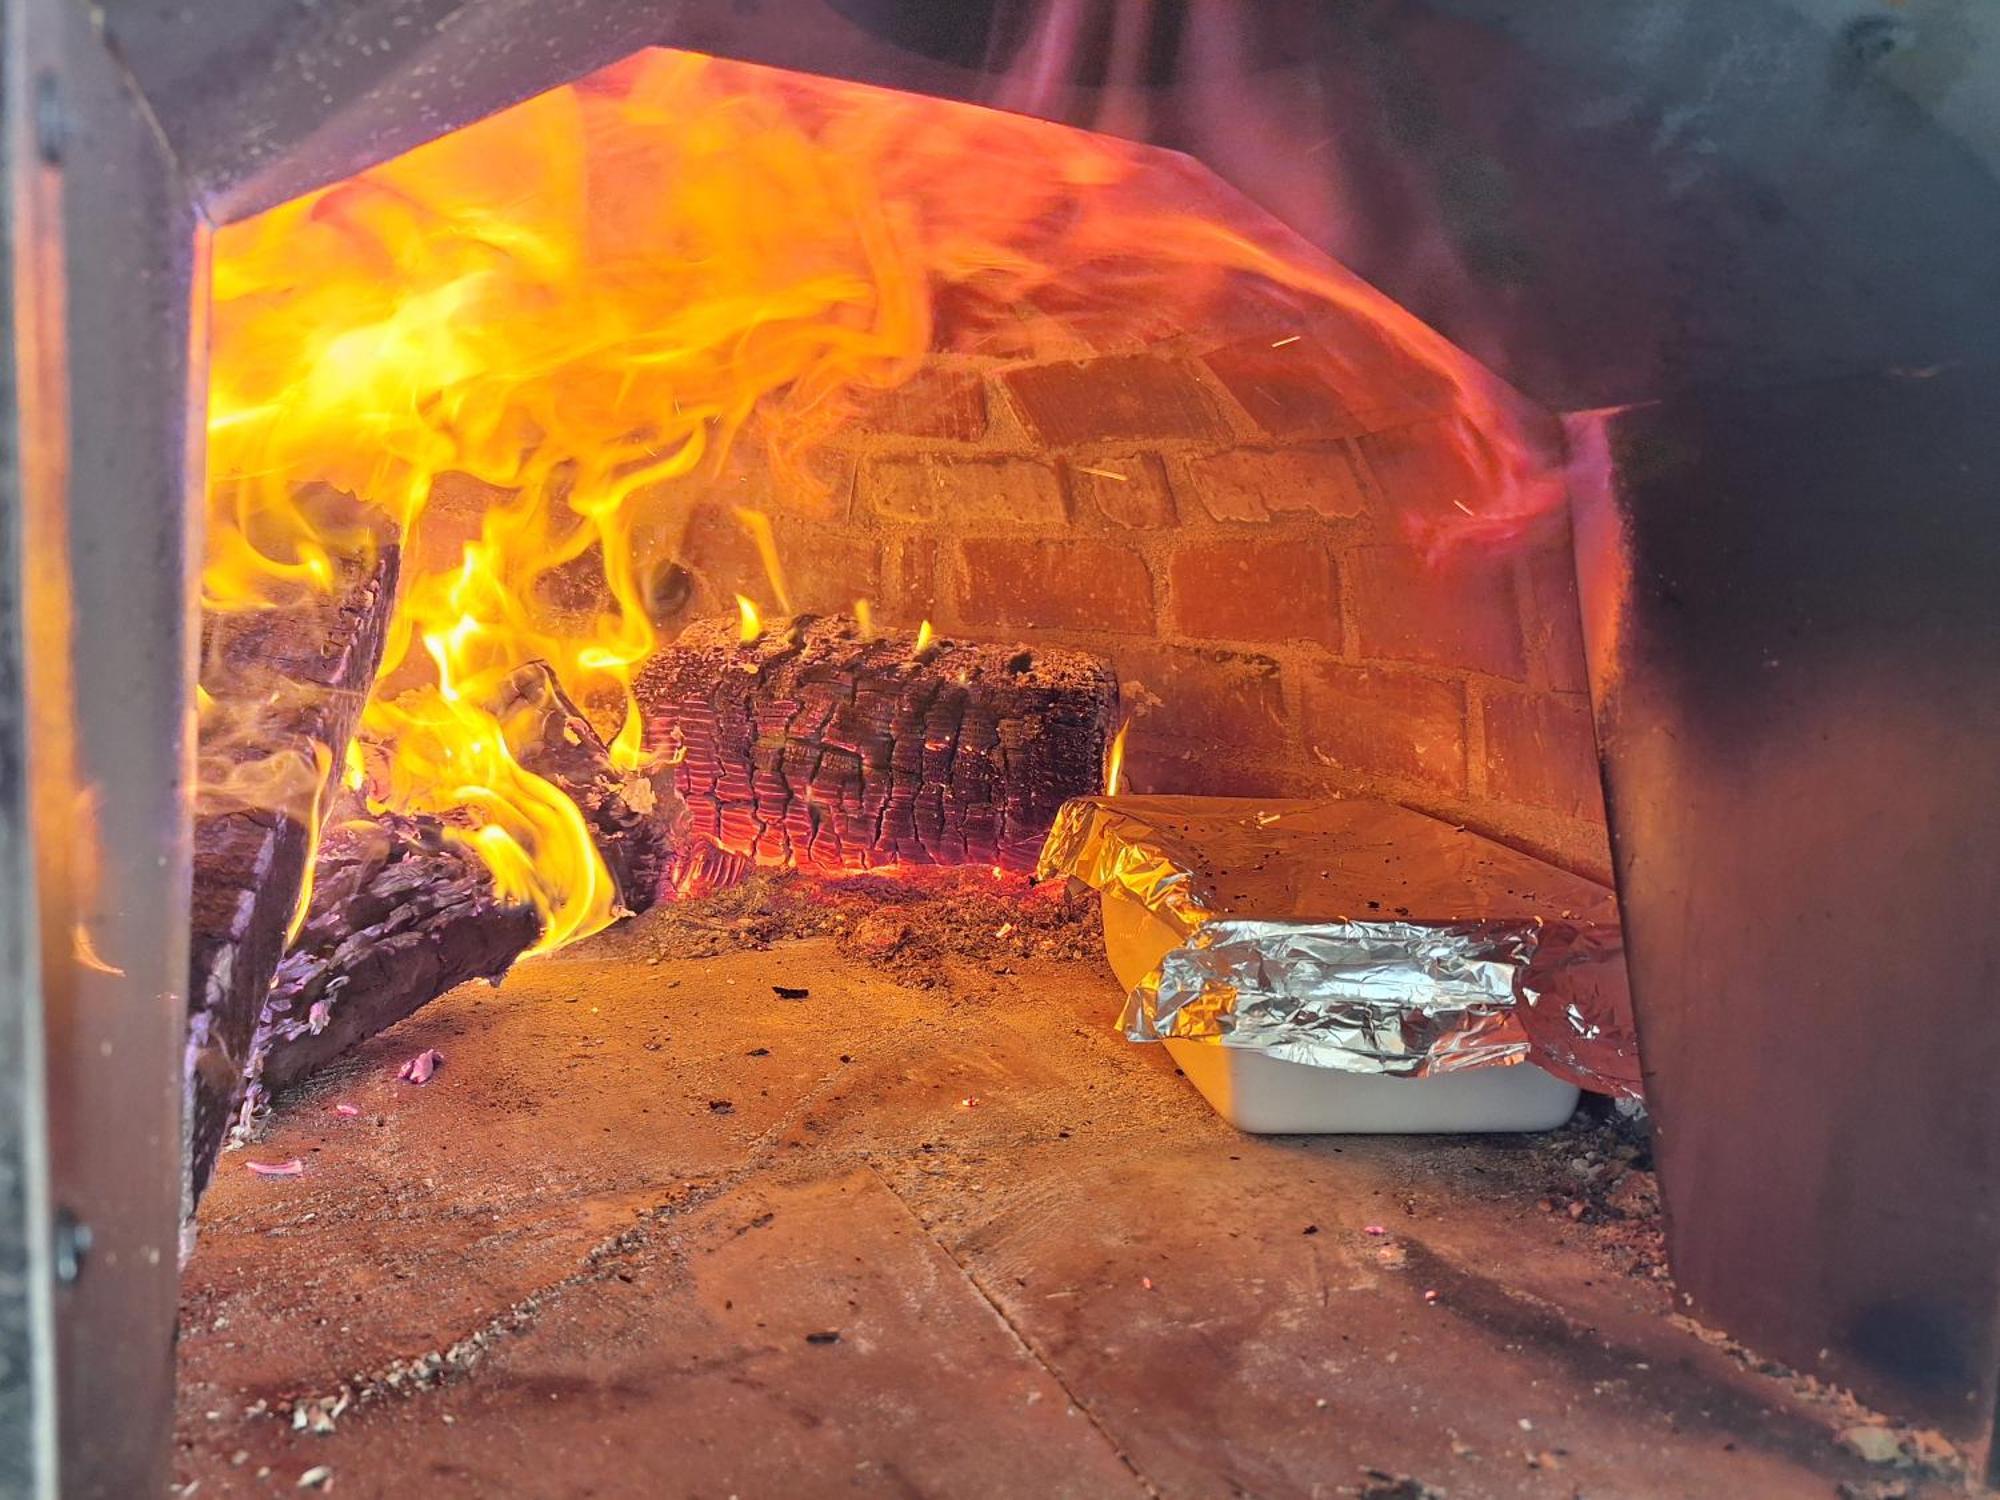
1038, 796, 1641, 1098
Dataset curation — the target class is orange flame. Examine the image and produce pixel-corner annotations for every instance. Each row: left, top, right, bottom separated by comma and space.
1104, 721, 1130, 797
733, 508, 793, 617
202, 48, 1553, 952
286, 743, 335, 943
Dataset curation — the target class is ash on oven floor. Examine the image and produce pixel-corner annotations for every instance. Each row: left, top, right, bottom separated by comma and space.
175, 933, 1961, 1499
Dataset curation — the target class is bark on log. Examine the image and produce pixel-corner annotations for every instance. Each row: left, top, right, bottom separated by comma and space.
242, 810, 539, 1108
492, 661, 677, 912
635, 614, 1117, 882
186, 546, 399, 1208
241, 661, 676, 1109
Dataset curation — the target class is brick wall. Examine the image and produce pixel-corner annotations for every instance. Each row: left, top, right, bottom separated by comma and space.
644, 324, 1612, 881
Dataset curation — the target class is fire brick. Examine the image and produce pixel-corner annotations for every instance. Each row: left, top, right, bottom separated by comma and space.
794, 447, 859, 522
1121, 746, 1298, 799
861, 455, 1067, 528
680, 503, 881, 615
1167, 536, 1340, 648
697, 443, 854, 523
782, 532, 884, 615
1355, 420, 1485, 524
418, 470, 510, 576
1000, 355, 1231, 446
1201, 336, 1363, 439
1348, 544, 1525, 680
676, 501, 763, 597
1520, 525, 1591, 694
883, 535, 936, 618
1182, 447, 1369, 523
849, 365, 990, 442
1066, 455, 1176, 528
1482, 690, 1604, 818
1304, 663, 1467, 792
1111, 642, 1288, 749
953, 538, 1154, 634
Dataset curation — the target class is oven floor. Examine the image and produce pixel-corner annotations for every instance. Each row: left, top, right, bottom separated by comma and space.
176, 935, 1946, 1498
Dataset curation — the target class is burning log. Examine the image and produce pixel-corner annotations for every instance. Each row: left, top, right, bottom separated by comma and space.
490, 661, 678, 908
187, 545, 400, 1207
240, 809, 539, 1109
241, 662, 675, 1110
636, 614, 1117, 882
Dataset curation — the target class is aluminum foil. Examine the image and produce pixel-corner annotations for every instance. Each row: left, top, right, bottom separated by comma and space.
1038, 796, 1641, 1097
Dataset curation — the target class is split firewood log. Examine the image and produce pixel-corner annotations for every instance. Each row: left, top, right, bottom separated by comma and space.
635, 614, 1117, 885
187, 544, 399, 1209
240, 662, 677, 1114
490, 661, 679, 908
239, 808, 539, 1112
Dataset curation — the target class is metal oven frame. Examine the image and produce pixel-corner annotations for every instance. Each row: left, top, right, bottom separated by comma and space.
2, 2, 1994, 1491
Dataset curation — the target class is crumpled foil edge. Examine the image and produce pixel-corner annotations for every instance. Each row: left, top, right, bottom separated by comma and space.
1127, 915, 1539, 1077
1040, 798, 1642, 1097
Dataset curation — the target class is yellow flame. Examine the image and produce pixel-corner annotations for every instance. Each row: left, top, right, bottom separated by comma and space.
1104, 720, 1129, 797
286, 742, 335, 944
735, 595, 764, 643
342, 740, 367, 792
72, 923, 125, 977
915, 619, 934, 652
200, 48, 1554, 952
853, 599, 874, 639
732, 507, 793, 616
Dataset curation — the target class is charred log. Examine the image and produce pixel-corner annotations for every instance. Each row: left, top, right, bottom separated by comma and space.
493, 660, 677, 915
636, 614, 1117, 883
242, 811, 539, 1108
187, 545, 399, 1207
242, 660, 677, 1109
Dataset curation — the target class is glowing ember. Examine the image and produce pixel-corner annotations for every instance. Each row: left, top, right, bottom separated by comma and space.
203, 48, 1554, 956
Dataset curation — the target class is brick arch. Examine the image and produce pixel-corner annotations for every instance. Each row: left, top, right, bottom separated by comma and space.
655, 322, 1607, 879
